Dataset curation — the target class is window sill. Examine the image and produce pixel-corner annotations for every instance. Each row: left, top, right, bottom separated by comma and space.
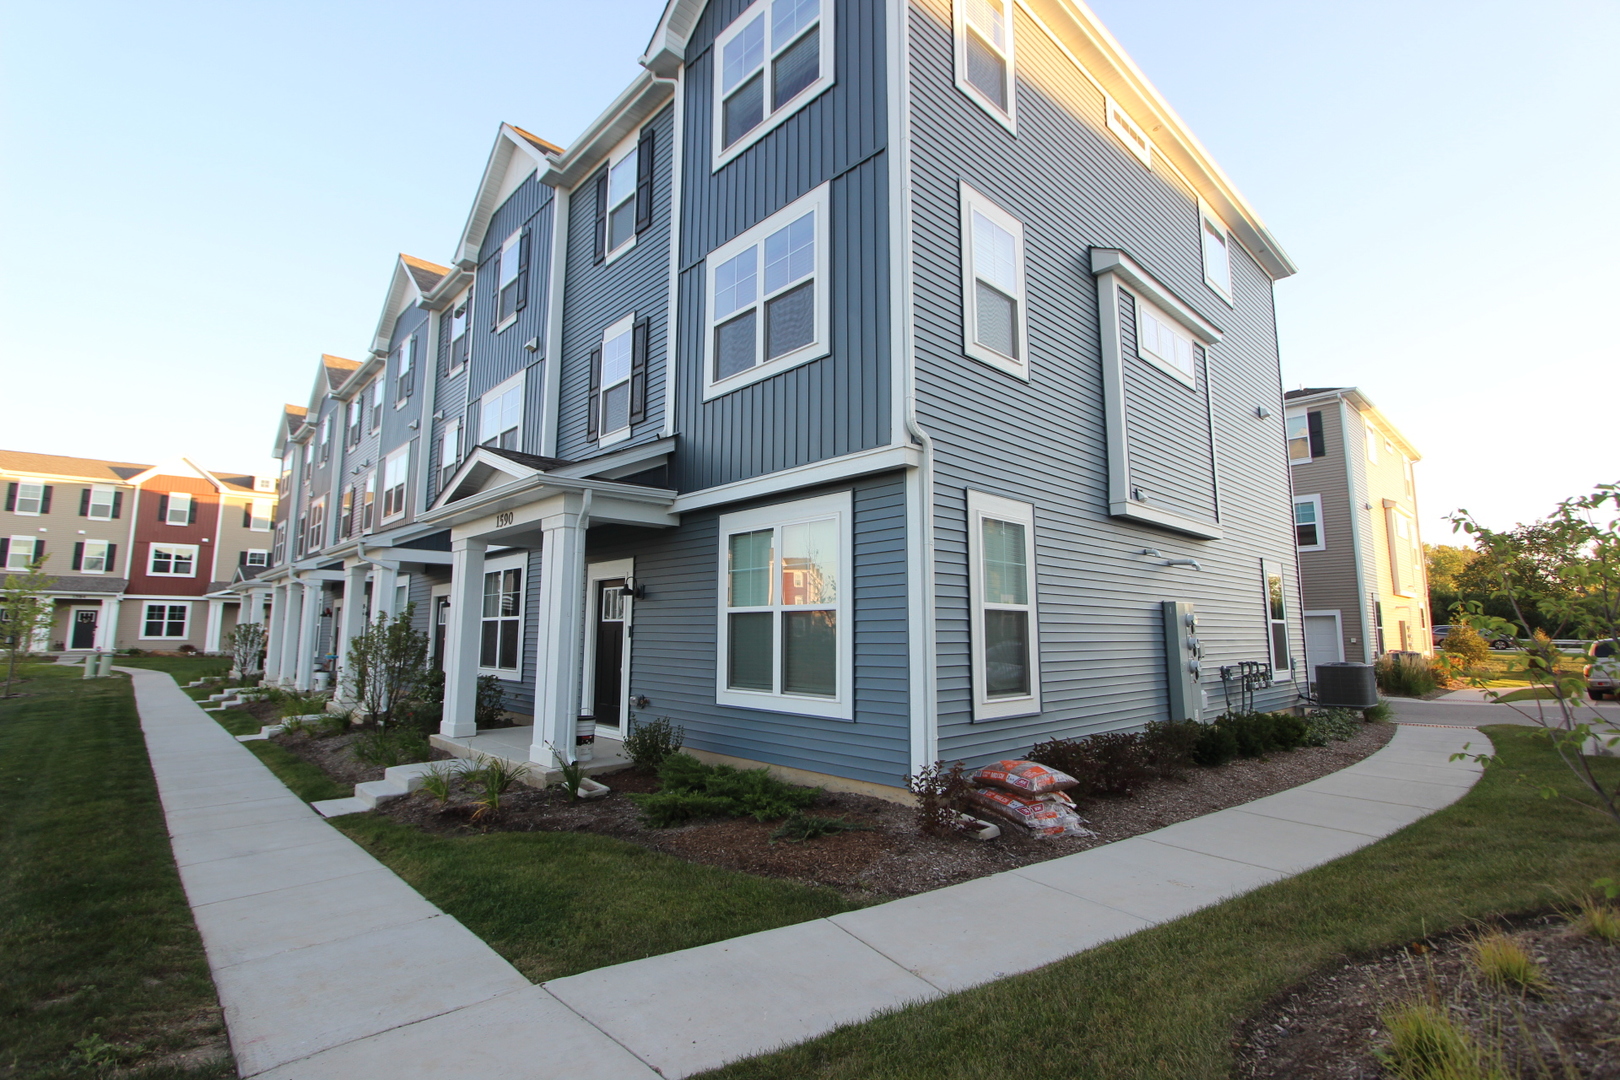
972, 695, 1042, 722
146, 572, 198, 578
715, 686, 853, 722
598, 426, 633, 449
1297, 544, 1326, 554
604, 233, 637, 265
478, 667, 521, 680
1203, 275, 1234, 308
1136, 347, 1197, 390
494, 314, 519, 334
954, 77, 1017, 134
702, 345, 829, 402
1108, 500, 1223, 540
712, 76, 835, 172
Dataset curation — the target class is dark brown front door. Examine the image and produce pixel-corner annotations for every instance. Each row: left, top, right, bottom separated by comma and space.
433, 596, 450, 670
71, 609, 98, 650
592, 580, 627, 730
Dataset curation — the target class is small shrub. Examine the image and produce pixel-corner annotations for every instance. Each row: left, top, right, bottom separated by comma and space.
1303, 707, 1364, 746
1469, 930, 1552, 994
351, 726, 431, 767
475, 674, 510, 728
623, 715, 686, 769
463, 754, 531, 822
1028, 731, 1152, 797
771, 812, 876, 843
1441, 622, 1491, 665
1365, 700, 1393, 722
554, 754, 585, 802
419, 761, 458, 805
1376, 652, 1444, 697
1213, 711, 1308, 758
1573, 899, 1620, 943
276, 691, 329, 720
905, 760, 974, 836
1141, 719, 1202, 778
1377, 1000, 1503, 1080
316, 712, 351, 738
1191, 723, 1240, 767
628, 753, 818, 827
630, 791, 740, 827
280, 717, 315, 737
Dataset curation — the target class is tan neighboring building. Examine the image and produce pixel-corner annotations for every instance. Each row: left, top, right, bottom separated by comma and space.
0, 450, 277, 653
1283, 388, 1431, 675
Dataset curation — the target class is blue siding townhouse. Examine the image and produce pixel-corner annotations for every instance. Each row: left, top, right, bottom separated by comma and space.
253, 0, 1304, 798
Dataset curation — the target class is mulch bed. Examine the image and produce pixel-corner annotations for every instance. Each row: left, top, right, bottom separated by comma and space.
257, 724, 453, 787
355, 721, 1394, 900
1235, 913, 1620, 1078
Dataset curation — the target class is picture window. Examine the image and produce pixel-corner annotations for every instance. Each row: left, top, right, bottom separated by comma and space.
149, 544, 197, 577
143, 603, 188, 639
480, 559, 524, 673
481, 376, 523, 450
1293, 495, 1324, 551
713, 0, 834, 167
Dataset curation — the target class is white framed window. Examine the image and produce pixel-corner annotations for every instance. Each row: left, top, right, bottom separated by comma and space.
1105, 95, 1153, 167
496, 230, 525, 328
10, 481, 46, 516
1365, 424, 1379, 463
960, 183, 1028, 379
164, 493, 192, 525
712, 0, 835, 169
361, 473, 376, 532
439, 417, 461, 489
954, 0, 1015, 129
245, 549, 269, 568
449, 289, 472, 371
481, 373, 523, 450
597, 315, 636, 445
369, 380, 383, 431
149, 543, 198, 577
4, 536, 40, 571
1263, 559, 1292, 678
78, 539, 112, 573
248, 501, 273, 531
306, 498, 326, 552
345, 397, 362, 446
142, 603, 189, 640
703, 183, 830, 400
604, 138, 640, 260
318, 414, 332, 461
1386, 506, 1420, 597
1293, 494, 1325, 552
1132, 292, 1197, 387
479, 554, 525, 674
1286, 413, 1312, 464
87, 485, 117, 520
1200, 205, 1232, 303
394, 334, 415, 403
967, 491, 1040, 720
272, 522, 286, 564
716, 491, 852, 720
1403, 457, 1415, 496
381, 448, 409, 521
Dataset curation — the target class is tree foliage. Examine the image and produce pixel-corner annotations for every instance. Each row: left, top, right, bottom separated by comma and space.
342, 603, 429, 728
224, 621, 266, 677
1424, 543, 1478, 592
2, 560, 57, 698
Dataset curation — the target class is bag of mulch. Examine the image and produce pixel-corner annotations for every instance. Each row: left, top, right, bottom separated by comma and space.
966, 787, 1092, 838
971, 759, 1079, 797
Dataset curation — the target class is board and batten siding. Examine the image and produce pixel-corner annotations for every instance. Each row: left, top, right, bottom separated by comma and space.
427, 299, 473, 508
906, 0, 1303, 765
669, 0, 891, 494
468, 176, 555, 454
1290, 400, 1366, 661
555, 104, 675, 463
585, 472, 911, 788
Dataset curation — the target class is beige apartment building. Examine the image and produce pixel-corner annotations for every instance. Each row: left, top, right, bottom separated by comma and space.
1, 450, 277, 653
1284, 388, 1431, 676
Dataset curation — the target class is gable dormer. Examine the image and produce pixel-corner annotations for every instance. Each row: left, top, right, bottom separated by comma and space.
455, 124, 563, 270
369, 254, 449, 356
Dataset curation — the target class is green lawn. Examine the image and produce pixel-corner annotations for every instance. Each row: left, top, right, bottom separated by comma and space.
1454, 650, 1587, 689
0, 665, 231, 1080
697, 726, 1620, 1080
115, 655, 232, 692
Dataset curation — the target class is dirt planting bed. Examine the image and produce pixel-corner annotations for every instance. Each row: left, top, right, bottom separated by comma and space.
357, 720, 1393, 900
267, 728, 453, 788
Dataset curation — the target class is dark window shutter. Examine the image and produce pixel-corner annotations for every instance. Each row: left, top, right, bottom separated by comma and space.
0, 539, 7, 564
243, 505, 252, 528
1307, 411, 1326, 458
33, 539, 43, 562
635, 128, 656, 234
239, 550, 248, 566
158, 494, 169, 522
107, 543, 117, 571
188, 499, 198, 525
629, 317, 650, 424
111, 491, 123, 519
4, 483, 14, 511
73, 542, 84, 571
586, 347, 602, 439
516, 229, 531, 312
40, 486, 51, 514
79, 489, 91, 516
593, 171, 609, 264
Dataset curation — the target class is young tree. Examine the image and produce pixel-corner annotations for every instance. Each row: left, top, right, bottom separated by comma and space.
1424, 543, 1478, 592
224, 621, 267, 678
341, 603, 429, 727
2, 560, 58, 698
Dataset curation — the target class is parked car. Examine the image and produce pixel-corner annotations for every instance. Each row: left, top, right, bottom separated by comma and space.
1585, 639, 1619, 700
1431, 624, 1515, 650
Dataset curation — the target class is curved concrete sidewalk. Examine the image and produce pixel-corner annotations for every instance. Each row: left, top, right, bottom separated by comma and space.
130, 669, 1485, 1079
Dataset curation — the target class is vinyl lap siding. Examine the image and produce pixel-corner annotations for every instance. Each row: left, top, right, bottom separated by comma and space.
1118, 290, 1217, 524
1291, 401, 1365, 657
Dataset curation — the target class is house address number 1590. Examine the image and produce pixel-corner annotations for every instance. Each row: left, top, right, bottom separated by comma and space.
495, 511, 515, 528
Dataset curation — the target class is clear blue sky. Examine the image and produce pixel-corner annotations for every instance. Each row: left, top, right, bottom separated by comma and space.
3, 0, 1614, 545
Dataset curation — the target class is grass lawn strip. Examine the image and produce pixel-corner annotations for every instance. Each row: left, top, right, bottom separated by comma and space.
0, 664, 231, 1079
695, 725, 1620, 1080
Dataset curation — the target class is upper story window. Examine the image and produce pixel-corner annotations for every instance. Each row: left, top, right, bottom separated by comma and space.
3, 536, 42, 571
600, 141, 640, 261
74, 539, 114, 573
704, 183, 829, 400
82, 485, 120, 520
339, 487, 354, 538
305, 498, 326, 553
954, 0, 1016, 128
713, 0, 835, 168
280, 451, 294, 492
1293, 494, 1324, 551
589, 315, 649, 446
394, 334, 416, 403
381, 447, 409, 521
6, 481, 50, 516
245, 500, 273, 531
1365, 424, 1379, 463
149, 543, 197, 577
243, 549, 269, 568
960, 183, 1027, 379
1386, 506, 1421, 597
362, 473, 376, 532
318, 415, 332, 462
1200, 207, 1233, 302
369, 380, 383, 432
481, 375, 523, 450
495, 229, 529, 329
449, 291, 472, 372
271, 522, 286, 565
716, 491, 852, 720
1286, 411, 1325, 464
439, 418, 461, 491
345, 397, 362, 446
1134, 294, 1197, 387
968, 490, 1040, 720
162, 492, 194, 526
1263, 559, 1292, 678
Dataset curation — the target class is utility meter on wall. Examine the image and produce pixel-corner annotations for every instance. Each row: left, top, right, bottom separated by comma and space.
1162, 601, 1204, 722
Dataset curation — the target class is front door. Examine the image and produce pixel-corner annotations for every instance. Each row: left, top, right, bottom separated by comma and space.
433, 595, 451, 670
592, 580, 628, 733
70, 608, 99, 650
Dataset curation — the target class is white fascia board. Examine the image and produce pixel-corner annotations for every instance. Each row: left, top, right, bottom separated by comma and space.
670, 445, 921, 514
454, 125, 560, 269
541, 72, 675, 192
1090, 248, 1223, 342
368, 258, 426, 356
640, 0, 703, 75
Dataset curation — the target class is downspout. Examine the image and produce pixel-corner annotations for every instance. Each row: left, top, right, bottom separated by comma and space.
651, 70, 683, 440
540, 185, 571, 458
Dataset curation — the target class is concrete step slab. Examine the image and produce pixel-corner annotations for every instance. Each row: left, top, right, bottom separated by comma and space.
355, 779, 410, 808
312, 797, 372, 819
1146, 807, 1374, 874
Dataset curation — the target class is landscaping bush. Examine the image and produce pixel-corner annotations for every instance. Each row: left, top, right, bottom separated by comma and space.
906, 760, 974, 836
351, 725, 431, 767
475, 674, 512, 728
1375, 652, 1445, 696
1191, 723, 1240, 767
1213, 711, 1309, 758
623, 715, 686, 769
1141, 719, 1203, 778
1302, 708, 1364, 746
1028, 731, 1153, 798
1440, 621, 1491, 665
627, 753, 818, 827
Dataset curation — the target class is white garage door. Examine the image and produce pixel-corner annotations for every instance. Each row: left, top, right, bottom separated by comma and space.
1304, 613, 1344, 676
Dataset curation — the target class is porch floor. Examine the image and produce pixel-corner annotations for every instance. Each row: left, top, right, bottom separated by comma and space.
430, 726, 632, 788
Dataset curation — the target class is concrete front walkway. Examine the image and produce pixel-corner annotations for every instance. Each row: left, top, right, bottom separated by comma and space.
132, 670, 1485, 1079
1389, 688, 1620, 728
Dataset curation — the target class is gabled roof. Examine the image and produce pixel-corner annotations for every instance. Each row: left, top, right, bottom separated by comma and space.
400, 253, 449, 295
273, 404, 307, 456
540, 70, 675, 190
0, 449, 150, 483
368, 254, 448, 356
1283, 386, 1421, 460
453, 124, 563, 268
126, 456, 226, 489
431, 446, 577, 510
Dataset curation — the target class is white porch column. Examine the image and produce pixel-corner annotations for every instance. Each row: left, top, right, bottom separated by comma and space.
531, 498, 587, 764
370, 563, 400, 621
294, 581, 321, 691
96, 598, 122, 653
334, 563, 370, 701
441, 538, 486, 738
279, 582, 303, 685
204, 599, 226, 654
264, 586, 285, 681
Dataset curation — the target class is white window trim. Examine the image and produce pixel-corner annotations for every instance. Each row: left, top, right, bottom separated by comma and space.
249, 500, 273, 532
141, 602, 191, 641
495, 230, 522, 333
602, 131, 641, 265
715, 490, 853, 721
967, 490, 1041, 720
5, 536, 39, 571
380, 447, 410, 523
394, 335, 415, 408
1386, 504, 1420, 598
1105, 94, 1153, 167
711, 0, 837, 171
1285, 410, 1312, 465
87, 485, 117, 520
1293, 494, 1325, 552
440, 417, 462, 485
1130, 290, 1198, 390
477, 552, 527, 677
165, 491, 192, 526
148, 543, 199, 578
1365, 424, 1379, 463
245, 549, 270, 568
598, 312, 637, 447
952, 0, 1016, 132
1198, 201, 1234, 305
12, 480, 45, 516
448, 288, 472, 372
480, 371, 525, 451
959, 181, 1029, 380
1263, 558, 1293, 679
702, 182, 831, 401
80, 540, 111, 574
